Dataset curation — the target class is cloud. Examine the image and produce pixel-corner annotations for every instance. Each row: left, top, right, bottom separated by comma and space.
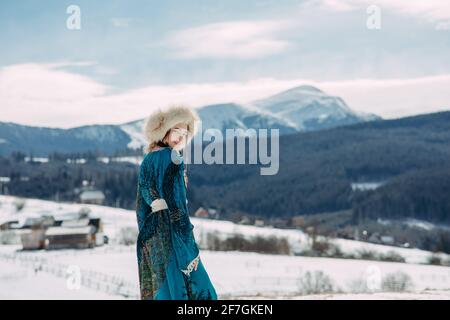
316, 0, 450, 27
111, 17, 132, 28
165, 20, 297, 59
320, 74, 450, 119
435, 20, 450, 30
0, 63, 108, 128
0, 63, 449, 128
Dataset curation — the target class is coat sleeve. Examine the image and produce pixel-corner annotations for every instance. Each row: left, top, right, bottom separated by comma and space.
161, 149, 194, 237
160, 149, 199, 277
138, 154, 160, 207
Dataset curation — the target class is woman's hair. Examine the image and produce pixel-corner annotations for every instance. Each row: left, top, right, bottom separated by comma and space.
145, 123, 192, 153
146, 130, 170, 152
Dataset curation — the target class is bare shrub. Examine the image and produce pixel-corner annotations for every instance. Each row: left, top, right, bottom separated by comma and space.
206, 232, 223, 251
347, 277, 372, 294
427, 254, 443, 266
14, 198, 26, 212
356, 249, 380, 260
0, 230, 21, 244
117, 226, 138, 246
297, 270, 334, 295
204, 233, 291, 255
381, 271, 413, 292
380, 250, 405, 263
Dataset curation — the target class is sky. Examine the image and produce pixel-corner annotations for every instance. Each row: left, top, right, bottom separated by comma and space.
0, 0, 450, 128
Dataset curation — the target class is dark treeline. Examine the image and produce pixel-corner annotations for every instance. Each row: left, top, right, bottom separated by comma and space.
0, 151, 139, 209
352, 165, 450, 224
188, 111, 450, 223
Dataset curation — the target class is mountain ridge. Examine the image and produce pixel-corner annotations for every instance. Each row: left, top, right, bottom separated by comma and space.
0, 85, 382, 156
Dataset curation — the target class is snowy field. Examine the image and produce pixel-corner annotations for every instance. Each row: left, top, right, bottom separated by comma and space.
1, 195, 450, 300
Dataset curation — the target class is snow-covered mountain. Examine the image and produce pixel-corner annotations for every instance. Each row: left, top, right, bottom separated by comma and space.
0, 121, 131, 156
196, 103, 298, 136
251, 85, 381, 131
111, 85, 381, 147
0, 85, 381, 156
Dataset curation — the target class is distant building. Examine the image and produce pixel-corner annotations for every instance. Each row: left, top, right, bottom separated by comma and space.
45, 225, 96, 250
268, 217, 288, 228
351, 181, 385, 191
0, 219, 19, 231
12, 214, 55, 230
254, 219, 265, 227
290, 216, 305, 229
380, 235, 395, 245
0, 176, 10, 195
208, 208, 220, 219
194, 207, 220, 219
368, 232, 381, 244
238, 215, 251, 225
194, 207, 209, 218
79, 190, 105, 205
21, 229, 46, 250
44, 212, 104, 249
16, 210, 104, 250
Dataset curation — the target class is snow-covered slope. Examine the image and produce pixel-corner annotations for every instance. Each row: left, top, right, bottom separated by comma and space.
0, 195, 448, 264
1, 195, 450, 300
0, 121, 132, 156
119, 119, 146, 149
196, 103, 298, 137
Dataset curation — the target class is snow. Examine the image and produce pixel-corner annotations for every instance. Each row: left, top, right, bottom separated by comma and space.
45, 225, 93, 236
111, 156, 143, 165
351, 181, 385, 191
1, 244, 450, 299
120, 120, 146, 150
250, 85, 376, 130
0, 259, 124, 300
1, 195, 449, 263
376, 218, 450, 232
1, 195, 450, 300
66, 158, 86, 164
232, 290, 450, 300
24, 157, 49, 163
404, 218, 436, 231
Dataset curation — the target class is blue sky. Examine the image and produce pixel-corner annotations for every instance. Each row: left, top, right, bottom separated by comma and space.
1, 0, 450, 127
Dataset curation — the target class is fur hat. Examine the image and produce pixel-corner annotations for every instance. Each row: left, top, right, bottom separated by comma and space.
143, 104, 200, 153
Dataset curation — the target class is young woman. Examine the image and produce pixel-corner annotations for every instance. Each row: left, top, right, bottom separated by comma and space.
135, 105, 218, 300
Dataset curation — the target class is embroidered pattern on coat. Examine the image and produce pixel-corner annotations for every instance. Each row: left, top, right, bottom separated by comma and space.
181, 253, 200, 277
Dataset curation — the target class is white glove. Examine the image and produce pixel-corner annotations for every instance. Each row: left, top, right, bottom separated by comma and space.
151, 198, 168, 212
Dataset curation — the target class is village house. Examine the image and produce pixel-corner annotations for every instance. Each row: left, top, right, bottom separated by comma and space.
194, 207, 220, 219
7, 209, 106, 250
79, 190, 105, 205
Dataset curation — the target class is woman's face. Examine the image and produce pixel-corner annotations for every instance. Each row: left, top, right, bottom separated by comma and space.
164, 122, 189, 150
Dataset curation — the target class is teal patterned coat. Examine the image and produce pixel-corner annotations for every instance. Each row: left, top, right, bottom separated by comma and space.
135, 146, 218, 300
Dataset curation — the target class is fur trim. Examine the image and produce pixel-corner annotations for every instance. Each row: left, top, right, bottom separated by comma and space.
143, 104, 200, 153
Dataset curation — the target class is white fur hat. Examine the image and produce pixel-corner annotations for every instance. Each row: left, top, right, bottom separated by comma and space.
143, 104, 200, 152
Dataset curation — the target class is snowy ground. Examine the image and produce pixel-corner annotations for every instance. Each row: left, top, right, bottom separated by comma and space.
1, 195, 450, 300
0, 259, 124, 300
231, 290, 450, 300
1, 195, 448, 264
1, 244, 450, 300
